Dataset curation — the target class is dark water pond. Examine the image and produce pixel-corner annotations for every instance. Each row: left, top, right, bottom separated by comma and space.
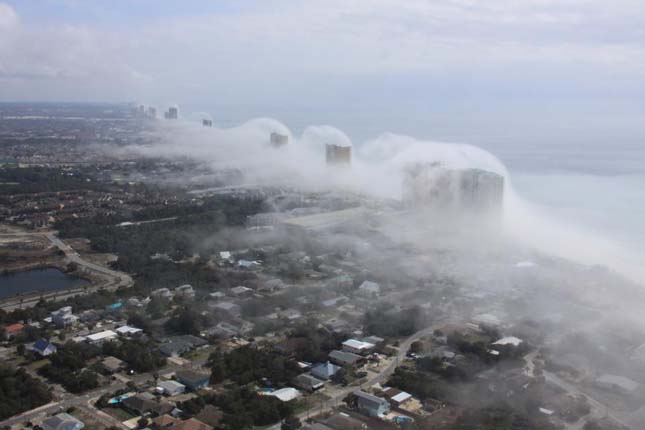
0, 268, 89, 299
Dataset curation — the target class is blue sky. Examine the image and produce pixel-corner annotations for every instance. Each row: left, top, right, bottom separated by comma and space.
0, 0, 644, 144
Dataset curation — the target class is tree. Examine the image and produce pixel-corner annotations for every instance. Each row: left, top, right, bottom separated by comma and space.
410, 340, 424, 354
137, 418, 149, 429
281, 415, 301, 430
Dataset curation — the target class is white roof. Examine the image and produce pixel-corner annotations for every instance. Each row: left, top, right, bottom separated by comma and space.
492, 336, 523, 346
359, 281, 380, 292
515, 261, 537, 268
268, 387, 300, 402
539, 407, 554, 415
158, 380, 185, 389
87, 330, 117, 341
343, 339, 375, 350
116, 325, 142, 335
472, 313, 501, 326
391, 391, 412, 403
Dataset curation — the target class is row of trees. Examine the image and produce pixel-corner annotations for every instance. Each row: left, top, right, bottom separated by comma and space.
0, 365, 52, 420
178, 388, 300, 430
101, 339, 166, 373
208, 346, 301, 386
38, 341, 101, 393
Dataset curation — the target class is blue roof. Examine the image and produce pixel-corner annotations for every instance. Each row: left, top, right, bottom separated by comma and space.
33, 338, 53, 352
106, 302, 123, 310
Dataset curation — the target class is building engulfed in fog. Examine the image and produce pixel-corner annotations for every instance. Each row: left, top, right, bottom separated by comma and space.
402, 162, 504, 214
326, 144, 351, 165
202, 119, 213, 127
164, 106, 178, 120
270, 132, 288, 147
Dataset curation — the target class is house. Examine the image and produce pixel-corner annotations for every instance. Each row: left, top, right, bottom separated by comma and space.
151, 414, 180, 430
296, 373, 325, 391
357, 281, 380, 296
167, 418, 213, 430
329, 350, 364, 367
122, 392, 174, 416
175, 284, 196, 299
116, 325, 143, 337
342, 339, 375, 355
151, 288, 174, 300
230, 285, 253, 296
176, 370, 210, 390
208, 291, 226, 300
86, 330, 117, 345
278, 308, 302, 321
30, 338, 57, 356
492, 336, 523, 347
311, 362, 342, 380
265, 387, 300, 402
157, 380, 186, 396
158, 335, 208, 357
355, 390, 390, 417
321, 296, 348, 308
322, 412, 369, 430
209, 301, 241, 316
3, 323, 25, 339
258, 278, 286, 293
102, 356, 126, 374
382, 387, 413, 406
51, 306, 78, 328
194, 405, 223, 428
237, 260, 261, 269
40, 413, 84, 430
362, 336, 384, 346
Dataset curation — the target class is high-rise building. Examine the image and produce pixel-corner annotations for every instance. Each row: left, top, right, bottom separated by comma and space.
325, 144, 351, 165
402, 162, 504, 213
147, 107, 157, 119
202, 119, 213, 127
165, 106, 178, 120
270, 132, 288, 147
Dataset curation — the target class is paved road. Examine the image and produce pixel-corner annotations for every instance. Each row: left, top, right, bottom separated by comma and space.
0, 357, 203, 427
543, 371, 630, 430
265, 323, 441, 429
0, 231, 132, 310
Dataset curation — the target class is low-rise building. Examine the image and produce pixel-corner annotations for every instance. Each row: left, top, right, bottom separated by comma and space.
296, 373, 325, 391
342, 339, 375, 355
176, 370, 210, 391
175, 284, 196, 299
265, 387, 300, 402
355, 390, 390, 417
40, 413, 84, 430
357, 281, 380, 296
51, 307, 78, 328
329, 350, 364, 367
102, 356, 126, 374
311, 362, 342, 381
157, 380, 186, 396
116, 325, 143, 337
122, 392, 174, 416
30, 338, 57, 356
158, 335, 208, 357
86, 330, 117, 345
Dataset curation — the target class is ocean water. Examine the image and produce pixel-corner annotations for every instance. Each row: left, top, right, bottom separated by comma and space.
187, 105, 645, 279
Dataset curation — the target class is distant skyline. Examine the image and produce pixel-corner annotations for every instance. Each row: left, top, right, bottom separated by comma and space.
1, 0, 645, 156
